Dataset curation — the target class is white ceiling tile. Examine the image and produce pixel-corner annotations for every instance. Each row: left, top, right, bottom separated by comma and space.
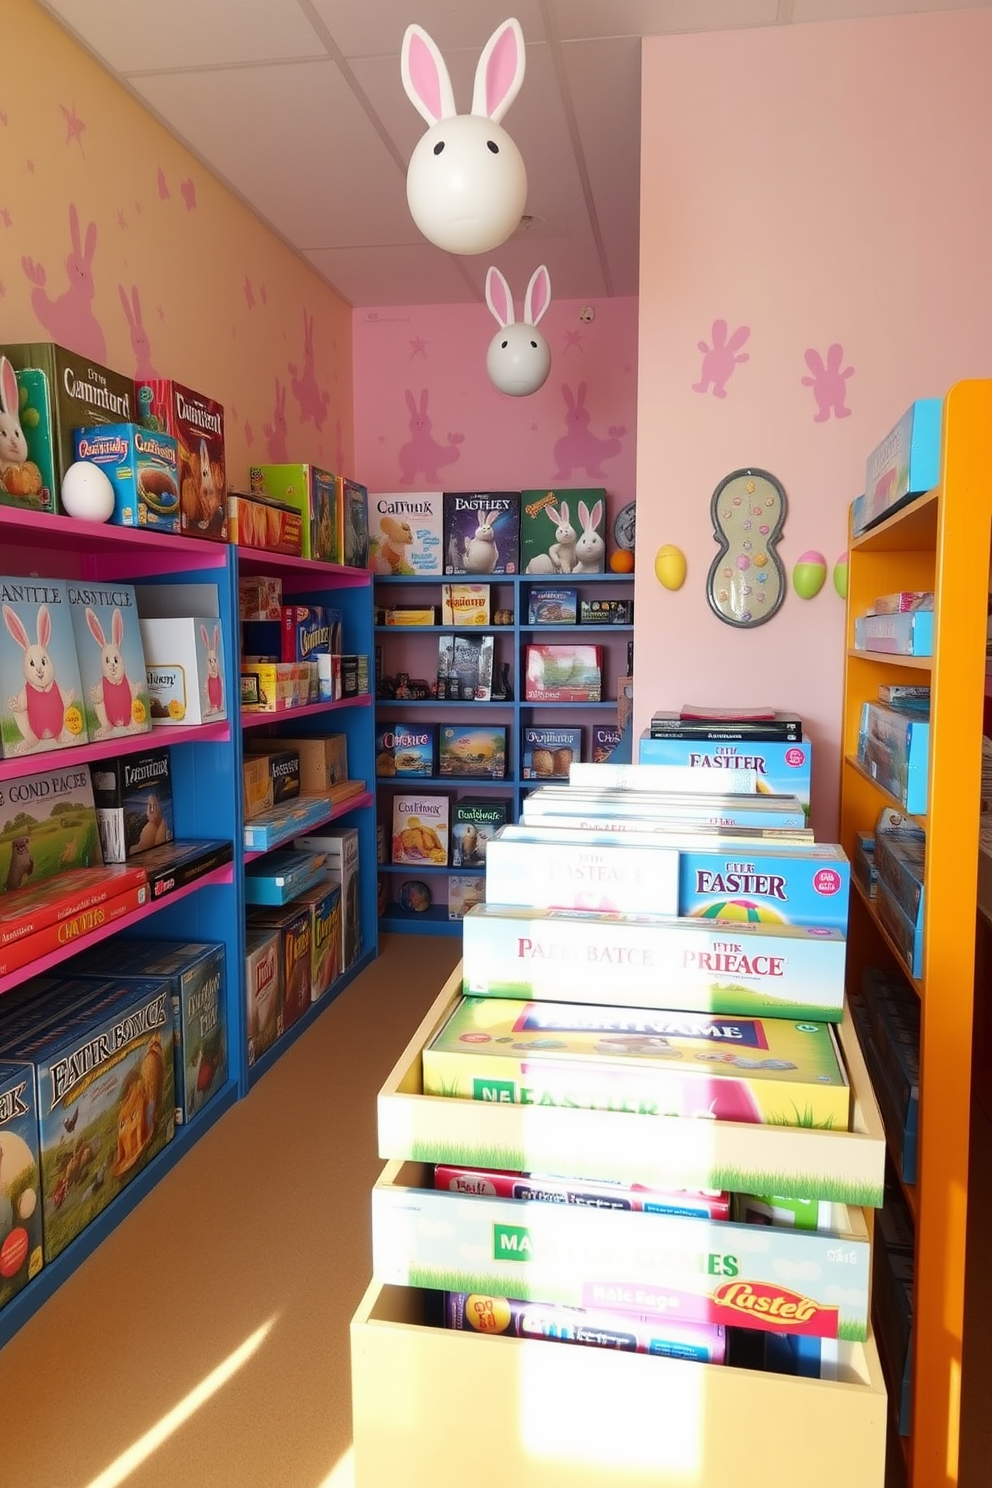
305, 245, 479, 306
130, 61, 412, 249
550, 0, 780, 40
309, 0, 547, 59
38, 0, 328, 72
792, 0, 988, 20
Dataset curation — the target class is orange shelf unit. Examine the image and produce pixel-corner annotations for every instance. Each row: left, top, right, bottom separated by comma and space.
839, 380, 992, 1486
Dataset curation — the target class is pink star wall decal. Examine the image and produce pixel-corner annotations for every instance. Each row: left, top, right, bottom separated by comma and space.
409, 337, 428, 360
60, 102, 86, 153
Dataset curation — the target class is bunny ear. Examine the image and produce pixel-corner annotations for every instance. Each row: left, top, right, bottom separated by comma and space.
804, 349, 824, 374
578, 500, 590, 527
485, 267, 514, 328
200, 624, 209, 649
85, 607, 106, 647
559, 501, 569, 525
83, 219, 97, 265
589, 500, 603, 529
69, 202, 81, 253
419, 389, 429, 415
524, 265, 551, 326
401, 24, 456, 126
113, 609, 124, 647
562, 384, 575, 409
576, 382, 587, 406
471, 18, 526, 123
212, 625, 219, 654
0, 357, 17, 416
727, 324, 750, 351
545, 504, 560, 524
3, 605, 28, 650
131, 286, 142, 322
118, 284, 134, 325
37, 606, 51, 649
405, 390, 417, 415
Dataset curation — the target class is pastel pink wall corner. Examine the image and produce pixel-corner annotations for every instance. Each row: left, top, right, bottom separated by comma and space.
635, 9, 992, 838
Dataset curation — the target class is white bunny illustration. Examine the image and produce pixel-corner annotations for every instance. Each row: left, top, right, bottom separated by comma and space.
485, 264, 552, 396
464, 511, 500, 574
201, 624, 224, 716
85, 607, 135, 737
525, 500, 577, 574
572, 499, 606, 573
401, 18, 527, 256
3, 603, 75, 753
0, 359, 28, 468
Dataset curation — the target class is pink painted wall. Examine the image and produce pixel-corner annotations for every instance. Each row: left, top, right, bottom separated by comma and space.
4, 0, 354, 483
636, 9, 992, 839
353, 297, 638, 531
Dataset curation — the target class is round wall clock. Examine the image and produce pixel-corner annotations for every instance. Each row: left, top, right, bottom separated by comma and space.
613, 502, 636, 551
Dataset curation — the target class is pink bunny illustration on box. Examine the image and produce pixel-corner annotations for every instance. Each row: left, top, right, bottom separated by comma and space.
0, 580, 86, 757
21, 203, 107, 363
201, 624, 224, 717
66, 583, 152, 740
118, 284, 159, 379
85, 609, 138, 737
398, 389, 464, 485
401, 18, 527, 256
693, 320, 750, 397
485, 265, 552, 396
553, 383, 625, 480
289, 311, 330, 431
801, 344, 854, 422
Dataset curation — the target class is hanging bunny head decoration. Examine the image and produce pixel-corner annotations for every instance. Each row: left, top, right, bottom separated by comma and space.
401, 18, 528, 256
485, 264, 552, 396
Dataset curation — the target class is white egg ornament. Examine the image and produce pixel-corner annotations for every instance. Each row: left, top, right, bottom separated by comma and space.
60, 460, 116, 522
401, 19, 528, 256
485, 264, 552, 396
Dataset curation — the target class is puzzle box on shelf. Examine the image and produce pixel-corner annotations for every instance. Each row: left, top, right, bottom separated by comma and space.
249, 463, 338, 562
0, 577, 88, 757
527, 588, 578, 626
637, 734, 813, 818
857, 703, 929, 815
90, 745, 174, 863
451, 799, 508, 867
443, 492, 520, 575
3, 342, 136, 515
293, 879, 342, 1000
391, 794, 449, 865
521, 786, 807, 831
424, 995, 850, 1129
66, 582, 152, 741
74, 424, 180, 532
520, 489, 606, 575
67, 937, 227, 1126
4, 977, 176, 1261
136, 581, 227, 726
854, 611, 933, 656
437, 633, 494, 700
438, 725, 507, 779
434, 1164, 732, 1220
226, 490, 303, 555
0, 1059, 43, 1313
853, 398, 942, 536
369, 492, 443, 576
297, 827, 362, 970
521, 726, 582, 780
337, 476, 370, 569
0, 761, 101, 894
460, 903, 847, 1021
136, 378, 227, 541
373, 1165, 869, 1338
441, 584, 490, 626
248, 902, 313, 1032
244, 925, 282, 1065
524, 644, 602, 703
447, 874, 485, 920
376, 724, 435, 778
247, 734, 348, 793
0, 358, 55, 513
243, 849, 327, 907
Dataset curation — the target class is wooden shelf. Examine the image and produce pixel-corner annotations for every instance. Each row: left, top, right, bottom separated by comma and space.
240, 693, 372, 729
843, 755, 927, 828
847, 649, 933, 672
851, 878, 924, 998
850, 489, 939, 553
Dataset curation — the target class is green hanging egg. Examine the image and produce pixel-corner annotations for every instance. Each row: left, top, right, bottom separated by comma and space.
792, 550, 827, 600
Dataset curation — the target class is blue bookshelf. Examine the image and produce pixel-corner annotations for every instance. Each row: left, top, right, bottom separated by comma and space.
0, 511, 378, 1350
374, 569, 633, 935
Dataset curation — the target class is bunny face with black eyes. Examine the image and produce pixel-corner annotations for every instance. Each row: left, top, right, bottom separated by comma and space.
401, 18, 527, 256
485, 264, 551, 396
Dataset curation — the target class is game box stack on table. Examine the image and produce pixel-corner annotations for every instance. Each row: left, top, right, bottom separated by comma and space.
353, 718, 890, 1488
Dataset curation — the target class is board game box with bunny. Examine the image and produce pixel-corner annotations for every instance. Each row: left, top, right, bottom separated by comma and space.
521, 488, 607, 575
137, 379, 227, 543
443, 492, 520, 574
66, 582, 151, 742
0, 577, 88, 758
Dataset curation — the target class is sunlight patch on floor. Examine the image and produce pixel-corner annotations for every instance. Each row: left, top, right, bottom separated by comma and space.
318, 1446, 355, 1487
85, 1317, 277, 1488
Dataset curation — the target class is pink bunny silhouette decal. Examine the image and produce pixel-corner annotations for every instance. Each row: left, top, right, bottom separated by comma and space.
398, 389, 464, 485
263, 378, 288, 461
553, 382, 625, 480
118, 284, 158, 378
21, 203, 106, 362
289, 310, 330, 431
693, 319, 750, 397
801, 344, 854, 421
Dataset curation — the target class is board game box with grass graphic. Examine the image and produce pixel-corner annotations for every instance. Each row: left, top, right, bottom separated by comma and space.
0, 762, 101, 897
423, 997, 849, 1130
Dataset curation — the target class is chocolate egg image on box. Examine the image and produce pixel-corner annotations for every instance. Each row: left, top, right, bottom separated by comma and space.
833, 552, 849, 599
654, 544, 687, 590
792, 550, 827, 600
